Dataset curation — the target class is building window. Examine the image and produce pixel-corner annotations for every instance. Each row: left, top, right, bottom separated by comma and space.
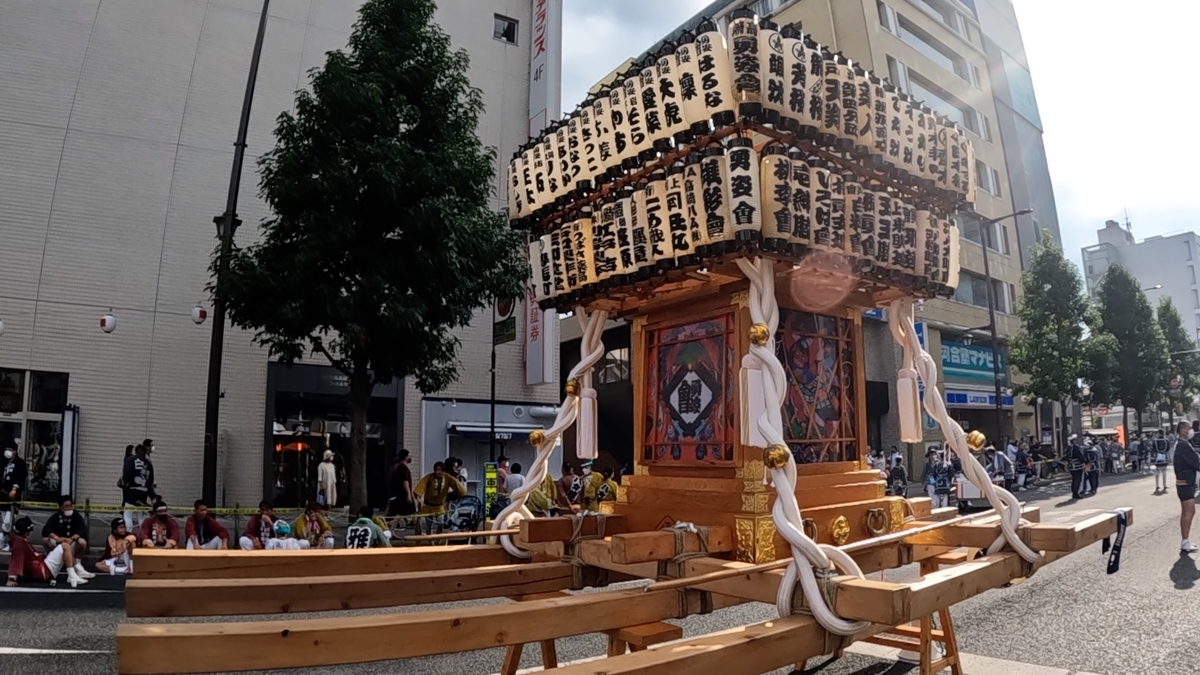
752, 0, 781, 17
0, 369, 69, 500
1189, 242, 1193, 261
886, 56, 910, 92
878, 1, 899, 35
1190, 266, 1196, 285
893, 14, 976, 86
907, 73, 988, 139
906, 0, 967, 36
1193, 290, 1199, 310
493, 15, 518, 44
975, 159, 1001, 196
597, 347, 631, 384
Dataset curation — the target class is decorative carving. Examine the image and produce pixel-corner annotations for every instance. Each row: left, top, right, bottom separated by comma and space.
830, 515, 851, 545
865, 508, 888, 536
888, 498, 905, 532
616, 485, 629, 504
635, 463, 649, 476
735, 516, 756, 563
730, 290, 750, 307
744, 459, 765, 482
740, 492, 771, 513
755, 516, 776, 563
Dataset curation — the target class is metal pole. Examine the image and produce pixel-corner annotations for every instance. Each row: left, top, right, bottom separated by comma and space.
980, 220, 1005, 445
203, 0, 270, 505
489, 301, 497, 462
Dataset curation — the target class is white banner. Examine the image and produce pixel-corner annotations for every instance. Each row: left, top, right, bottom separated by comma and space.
524, 287, 557, 385
528, 0, 563, 137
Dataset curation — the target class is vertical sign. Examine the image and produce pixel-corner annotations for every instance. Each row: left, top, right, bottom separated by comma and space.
484, 462, 499, 519
495, 297, 517, 345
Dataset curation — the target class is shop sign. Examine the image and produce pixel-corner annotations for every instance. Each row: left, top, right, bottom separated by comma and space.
941, 339, 1006, 382
484, 462, 499, 516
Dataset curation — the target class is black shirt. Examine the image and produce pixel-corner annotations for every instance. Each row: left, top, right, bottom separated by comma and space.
121, 454, 156, 504
41, 511, 88, 540
1174, 439, 1200, 486
1, 458, 27, 498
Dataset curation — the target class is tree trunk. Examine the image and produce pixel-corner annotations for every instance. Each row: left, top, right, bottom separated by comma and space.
1122, 405, 1129, 434
348, 367, 372, 514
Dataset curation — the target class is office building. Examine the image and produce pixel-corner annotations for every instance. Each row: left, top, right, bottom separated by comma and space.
0, 0, 560, 507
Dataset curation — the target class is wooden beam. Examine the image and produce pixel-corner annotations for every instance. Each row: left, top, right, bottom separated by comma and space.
131, 545, 511, 579
608, 527, 733, 564
126, 562, 577, 617
116, 587, 714, 675
1026, 510, 1129, 552
517, 514, 629, 545
899, 507, 1040, 548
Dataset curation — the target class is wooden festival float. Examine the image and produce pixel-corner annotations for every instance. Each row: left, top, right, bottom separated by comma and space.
116, 11, 1131, 675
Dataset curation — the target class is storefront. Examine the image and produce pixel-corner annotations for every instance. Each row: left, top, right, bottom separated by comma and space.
940, 337, 1015, 444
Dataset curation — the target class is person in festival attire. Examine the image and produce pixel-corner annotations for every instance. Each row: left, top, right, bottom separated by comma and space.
121, 442, 157, 533
239, 500, 277, 550
386, 449, 416, 531
6, 516, 89, 587
346, 505, 391, 548
526, 469, 560, 516
185, 499, 229, 550
593, 467, 620, 506
138, 500, 180, 549
556, 462, 582, 510
1083, 439, 1101, 496
889, 457, 908, 497
1153, 431, 1173, 492
580, 461, 606, 511
97, 518, 137, 575
921, 448, 939, 503
413, 462, 467, 535
265, 519, 307, 550
932, 452, 953, 509
42, 494, 90, 561
1173, 420, 1200, 552
1067, 435, 1087, 499
0, 443, 27, 552
293, 501, 336, 549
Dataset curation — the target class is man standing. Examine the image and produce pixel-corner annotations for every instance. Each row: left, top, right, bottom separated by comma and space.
1173, 420, 1200, 552
1084, 439, 1101, 496
1067, 435, 1086, 499
0, 443, 27, 552
185, 500, 229, 550
121, 443, 157, 532
41, 495, 89, 562
1153, 432, 1172, 493
385, 449, 416, 530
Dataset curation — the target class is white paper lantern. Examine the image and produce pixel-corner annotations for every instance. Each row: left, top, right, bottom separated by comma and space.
643, 169, 672, 271
856, 186, 879, 263
507, 154, 523, 221
624, 185, 654, 279
561, 219, 580, 293
809, 158, 833, 250
870, 76, 889, 159
664, 163, 695, 266
843, 172, 864, 257
892, 201, 919, 275
759, 18, 785, 128
654, 43, 687, 148
943, 214, 961, 290
554, 122, 574, 199
837, 56, 859, 151
529, 238, 549, 303
591, 91, 619, 177
726, 137, 761, 247
728, 9, 763, 123
571, 210, 595, 291
896, 93, 918, 179
964, 136, 977, 204
625, 62, 654, 166
564, 113, 585, 193
819, 51, 844, 147
828, 170, 847, 252
545, 123, 564, 202
883, 85, 903, 172
592, 197, 621, 285
673, 33, 709, 140
946, 124, 965, 197
874, 189, 893, 269
699, 145, 734, 256
760, 144, 792, 253
191, 304, 208, 324
781, 25, 814, 137
637, 55, 666, 156
914, 209, 937, 282
576, 101, 600, 188
608, 78, 634, 170
530, 136, 552, 212
853, 64, 873, 155
788, 148, 812, 253
682, 155, 708, 256
692, 19, 737, 129
549, 225, 567, 298
912, 107, 933, 184
100, 312, 116, 333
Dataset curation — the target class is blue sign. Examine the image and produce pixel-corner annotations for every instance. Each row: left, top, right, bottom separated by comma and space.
941, 339, 1006, 382
945, 390, 1015, 408
863, 308, 886, 321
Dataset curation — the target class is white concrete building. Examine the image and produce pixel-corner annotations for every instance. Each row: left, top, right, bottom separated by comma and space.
0, 0, 560, 508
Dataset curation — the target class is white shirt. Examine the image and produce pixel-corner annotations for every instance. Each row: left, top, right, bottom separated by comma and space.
504, 473, 525, 494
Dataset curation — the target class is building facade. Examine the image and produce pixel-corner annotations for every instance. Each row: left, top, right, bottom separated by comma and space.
0, 0, 560, 508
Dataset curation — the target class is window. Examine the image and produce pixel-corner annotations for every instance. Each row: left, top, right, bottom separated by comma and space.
975, 159, 1001, 196
0, 369, 69, 501
1193, 290, 1199, 309
1189, 242, 1193, 261
1000, 51, 1042, 129
999, 224, 1011, 255
597, 347, 631, 384
1190, 266, 1196, 285
953, 273, 1010, 312
906, 0, 967, 36
879, 2, 900, 35
887, 56, 910, 91
752, 0, 781, 17
895, 15, 976, 86
493, 14, 518, 44
907, 73, 988, 138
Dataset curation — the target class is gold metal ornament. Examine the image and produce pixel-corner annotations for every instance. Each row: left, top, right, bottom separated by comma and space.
564, 378, 581, 397
966, 430, 987, 452
528, 430, 546, 446
830, 515, 851, 545
764, 444, 791, 469
748, 323, 770, 346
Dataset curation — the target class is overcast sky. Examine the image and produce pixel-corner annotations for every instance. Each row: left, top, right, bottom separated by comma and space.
561, 0, 1200, 272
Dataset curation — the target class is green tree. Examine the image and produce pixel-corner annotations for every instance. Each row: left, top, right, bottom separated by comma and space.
1156, 296, 1200, 419
1093, 265, 1169, 433
213, 0, 526, 509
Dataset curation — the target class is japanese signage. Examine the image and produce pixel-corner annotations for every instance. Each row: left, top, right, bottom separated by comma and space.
941, 339, 1007, 382
484, 462, 499, 518
494, 297, 517, 345
528, 0, 562, 138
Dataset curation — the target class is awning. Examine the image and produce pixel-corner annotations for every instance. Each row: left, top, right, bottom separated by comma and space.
447, 422, 545, 443
1083, 428, 1120, 437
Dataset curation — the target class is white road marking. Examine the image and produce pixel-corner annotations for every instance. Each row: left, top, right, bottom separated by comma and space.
0, 648, 110, 655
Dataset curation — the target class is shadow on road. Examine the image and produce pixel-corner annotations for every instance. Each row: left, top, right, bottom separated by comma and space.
1170, 552, 1200, 590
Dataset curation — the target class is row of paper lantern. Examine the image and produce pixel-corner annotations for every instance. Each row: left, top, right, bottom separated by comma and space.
508, 10, 976, 226
527, 140, 961, 308
0, 305, 208, 336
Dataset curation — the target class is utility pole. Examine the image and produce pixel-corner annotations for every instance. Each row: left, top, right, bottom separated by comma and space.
489, 300, 498, 462
203, 0, 270, 505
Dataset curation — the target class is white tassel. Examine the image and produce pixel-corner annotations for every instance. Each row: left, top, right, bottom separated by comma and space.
577, 383, 598, 460
896, 366, 922, 443
740, 354, 769, 448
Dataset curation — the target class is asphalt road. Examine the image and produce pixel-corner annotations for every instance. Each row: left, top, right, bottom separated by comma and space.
0, 468, 1182, 675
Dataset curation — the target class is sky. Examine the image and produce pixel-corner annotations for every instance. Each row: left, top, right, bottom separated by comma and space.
560, 0, 1200, 272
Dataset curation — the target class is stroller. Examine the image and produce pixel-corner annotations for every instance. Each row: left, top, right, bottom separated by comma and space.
443, 496, 485, 544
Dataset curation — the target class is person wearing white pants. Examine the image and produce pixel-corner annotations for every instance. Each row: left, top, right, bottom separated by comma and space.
184, 500, 230, 550
97, 518, 137, 575
293, 502, 336, 550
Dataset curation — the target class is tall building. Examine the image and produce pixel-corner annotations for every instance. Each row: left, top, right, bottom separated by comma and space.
0, 0, 560, 508
1083, 220, 1200, 340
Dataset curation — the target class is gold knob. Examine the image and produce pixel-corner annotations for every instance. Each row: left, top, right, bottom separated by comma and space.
749, 323, 770, 346
966, 430, 987, 452
564, 378, 580, 397
830, 515, 851, 545
529, 430, 546, 446
764, 444, 791, 469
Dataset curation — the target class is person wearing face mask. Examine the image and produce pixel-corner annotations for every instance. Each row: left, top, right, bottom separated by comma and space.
138, 500, 180, 549
0, 443, 27, 552
122, 443, 157, 533
41, 495, 93, 569
1173, 420, 1200, 552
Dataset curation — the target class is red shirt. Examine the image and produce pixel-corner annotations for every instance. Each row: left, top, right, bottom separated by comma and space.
8, 536, 50, 582
138, 516, 180, 547
185, 515, 229, 545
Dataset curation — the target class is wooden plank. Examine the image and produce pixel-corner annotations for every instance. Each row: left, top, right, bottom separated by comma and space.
608, 622, 683, 647
908, 497, 932, 519
902, 506, 1039, 548
117, 587, 711, 675
126, 563, 576, 617
517, 514, 629, 545
1026, 510, 1129, 552
608, 527, 734, 564
131, 545, 511, 579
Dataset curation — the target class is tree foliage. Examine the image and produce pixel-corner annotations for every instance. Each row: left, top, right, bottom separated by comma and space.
1092, 265, 1169, 419
1156, 296, 1200, 413
212, 0, 526, 509
1009, 239, 1089, 404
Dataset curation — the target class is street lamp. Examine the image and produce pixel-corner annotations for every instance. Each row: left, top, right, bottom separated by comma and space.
1143, 284, 1163, 291
973, 208, 1033, 445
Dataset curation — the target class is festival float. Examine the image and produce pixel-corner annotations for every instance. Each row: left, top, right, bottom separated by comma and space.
116, 11, 1131, 675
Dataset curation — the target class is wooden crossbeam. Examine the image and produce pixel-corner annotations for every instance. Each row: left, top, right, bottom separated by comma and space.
125, 562, 576, 617
116, 587, 728, 674
903, 507, 1040, 548
608, 527, 733, 564
131, 544, 511, 579
517, 514, 629, 545
1027, 510, 1131, 551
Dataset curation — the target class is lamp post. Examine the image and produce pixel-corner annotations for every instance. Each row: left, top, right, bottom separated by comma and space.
203, 0, 270, 506
973, 208, 1033, 445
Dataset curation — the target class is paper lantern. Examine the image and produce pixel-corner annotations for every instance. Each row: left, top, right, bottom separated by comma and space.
882, 85, 903, 173
759, 18, 785, 128
896, 93, 918, 179
853, 64, 873, 156
788, 148, 812, 253
843, 172, 864, 257
699, 144, 735, 256
643, 169, 673, 271
946, 124, 964, 197
857, 186, 879, 263
572, 209, 596, 292
654, 42, 687, 150
507, 153, 523, 221
838, 56, 859, 152
809, 157, 832, 250
693, 18, 737, 129
638, 52, 667, 156
759, 143, 792, 253
780, 25, 815, 138
608, 79, 634, 171
874, 189, 893, 269
545, 122, 565, 203
561, 221, 579, 295
628, 57, 656, 165
892, 201, 919, 276
682, 154, 708, 256
100, 312, 116, 333
664, 163, 695, 266
624, 184, 654, 280
964, 137, 977, 204
592, 196, 621, 286
549, 225, 567, 298
818, 50, 844, 148
529, 238, 548, 303
565, 112, 586, 193
673, 32, 709, 141
591, 90, 620, 178
827, 169, 847, 252
912, 107, 932, 185
534, 134, 555, 210
553, 121, 574, 200
870, 76, 889, 160
728, 8, 763, 123
726, 136, 761, 246
943, 214, 961, 290
914, 209, 936, 282
191, 304, 208, 324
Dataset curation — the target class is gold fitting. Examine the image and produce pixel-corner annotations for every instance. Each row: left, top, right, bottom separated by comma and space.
529, 430, 546, 446
764, 444, 791, 469
564, 378, 581, 397
749, 323, 770, 346
830, 515, 851, 546
966, 430, 987, 452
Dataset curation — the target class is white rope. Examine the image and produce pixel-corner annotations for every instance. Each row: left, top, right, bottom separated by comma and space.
491, 306, 609, 558
887, 297, 1042, 564
736, 257, 869, 636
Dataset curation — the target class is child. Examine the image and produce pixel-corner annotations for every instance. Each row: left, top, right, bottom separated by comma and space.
5, 516, 90, 588
97, 518, 137, 575
265, 519, 308, 550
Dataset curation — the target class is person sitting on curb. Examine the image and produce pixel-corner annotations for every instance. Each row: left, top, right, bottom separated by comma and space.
97, 518, 137, 575
293, 502, 335, 549
266, 519, 307, 550
6, 516, 90, 587
41, 494, 89, 562
139, 500, 180, 549
239, 500, 277, 550
185, 499, 229, 550
346, 505, 391, 549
